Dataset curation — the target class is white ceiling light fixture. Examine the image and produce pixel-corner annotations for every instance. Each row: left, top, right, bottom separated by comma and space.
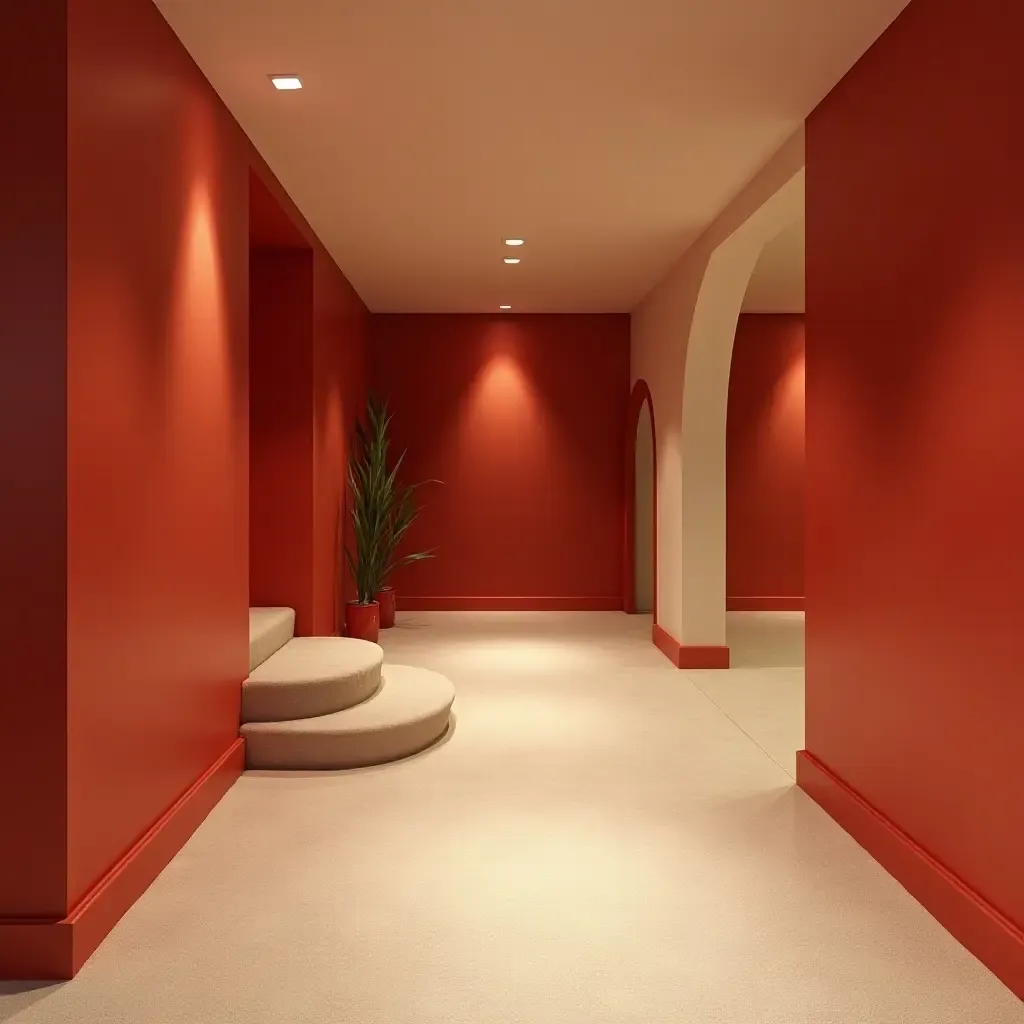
503, 258, 520, 265
499, 305, 512, 310
504, 238, 525, 246
270, 75, 303, 90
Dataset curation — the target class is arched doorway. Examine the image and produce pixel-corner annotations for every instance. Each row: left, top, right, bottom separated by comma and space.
635, 400, 655, 613
724, 220, 806, 671
671, 171, 805, 665
631, 128, 804, 668
624, 380, 656, 619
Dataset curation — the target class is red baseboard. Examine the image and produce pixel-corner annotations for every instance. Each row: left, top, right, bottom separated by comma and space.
397, 596, 623, 612
0, 738, 244, 981
652, 623, 730, 669
727, 596, 805, 612
797, 750, 1024, 1001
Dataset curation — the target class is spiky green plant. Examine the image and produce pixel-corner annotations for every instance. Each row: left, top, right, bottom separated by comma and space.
344, 397, 436, 605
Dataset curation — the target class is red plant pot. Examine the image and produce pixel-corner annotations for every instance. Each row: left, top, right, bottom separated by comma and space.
377, 586, 396, 629
345, 601, 380, 643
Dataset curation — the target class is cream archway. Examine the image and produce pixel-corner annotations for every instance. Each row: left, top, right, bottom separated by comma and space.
632, 130, 804, 667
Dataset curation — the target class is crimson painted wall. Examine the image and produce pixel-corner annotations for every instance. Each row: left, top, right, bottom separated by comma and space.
726, 314, 805, 608
803, 0, 1024, 994
311, 256, 367, 632
66, 0, 250, 912
370, 315, 630, 609
249, 176, 367, 637
0, 0, 69, 922
250, 249, 315, 629
2, 0, 365, 974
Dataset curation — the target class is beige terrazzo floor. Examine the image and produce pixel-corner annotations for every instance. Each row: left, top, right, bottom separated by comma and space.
2, 611, 1020, 1023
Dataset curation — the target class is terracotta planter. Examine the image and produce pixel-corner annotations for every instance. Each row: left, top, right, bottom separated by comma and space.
377, 586, 396, 629
345, 601, 380, 643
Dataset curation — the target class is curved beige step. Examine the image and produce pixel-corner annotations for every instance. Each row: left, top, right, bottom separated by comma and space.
242, 637, 383, 723
249, 607, 296, 672
242, 664, 455, 770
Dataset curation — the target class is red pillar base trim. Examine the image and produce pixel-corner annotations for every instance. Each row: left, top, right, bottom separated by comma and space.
652, 624, 730, 669
726, 596, 805, 612
0, 738, 245, 981
797, 750, 1024, 1001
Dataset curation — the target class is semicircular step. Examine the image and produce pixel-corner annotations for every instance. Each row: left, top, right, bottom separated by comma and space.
241, 664, 455, 770
242, 637, 383, 723
248, 606, 296, 672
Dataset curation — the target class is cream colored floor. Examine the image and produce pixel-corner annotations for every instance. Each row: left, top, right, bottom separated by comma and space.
3, 612, 1021, 1023
694, 611, 807, 778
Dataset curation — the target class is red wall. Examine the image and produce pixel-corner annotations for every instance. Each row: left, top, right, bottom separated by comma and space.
312, 257, 368, 632
2, 0, 366, 971
248, 192, 367, 636
803, 0, 1024, 992
0, 0, 69, 922
726, 314, 805, 607
250, 249, 315, 630
66, 0, 250, 911
370, 315, 630, 609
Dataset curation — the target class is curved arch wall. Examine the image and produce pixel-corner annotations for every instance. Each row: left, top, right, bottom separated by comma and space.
624, 380, 657, 616
632, 130, 805, 667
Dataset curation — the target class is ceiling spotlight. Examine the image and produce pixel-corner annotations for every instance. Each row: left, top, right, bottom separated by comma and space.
504, 258, 520, 264
499, 305, 512, 310
270, 75, 303, 90
504, 238, 525, 246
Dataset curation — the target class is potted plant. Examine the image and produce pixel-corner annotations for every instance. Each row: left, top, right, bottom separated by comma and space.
343, 403, 388, 642
377, 463, 437, 628
344, 398, 436, 639
366, 397, 437, 628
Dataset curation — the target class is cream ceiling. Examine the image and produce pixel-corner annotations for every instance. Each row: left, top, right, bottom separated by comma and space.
155, 0, 908, 313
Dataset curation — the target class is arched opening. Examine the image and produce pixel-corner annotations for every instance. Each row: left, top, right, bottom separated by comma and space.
725, 217, 806, 671
624, 380, 656, 619
673, 168, 805, 665
634, 400, 655, 613
672, 212, 806, 777
631, 130, 804, 671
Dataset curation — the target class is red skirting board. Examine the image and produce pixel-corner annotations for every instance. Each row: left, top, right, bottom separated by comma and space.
798, 750, 1024, 1001
652, 624, 730, 669
0, 740, 244, 980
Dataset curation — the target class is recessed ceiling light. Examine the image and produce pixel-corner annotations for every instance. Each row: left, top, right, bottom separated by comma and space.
270, 75, 303, 90
503, 258, 520, 264
499, 305, 512, 310
504, 238, 525, 246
